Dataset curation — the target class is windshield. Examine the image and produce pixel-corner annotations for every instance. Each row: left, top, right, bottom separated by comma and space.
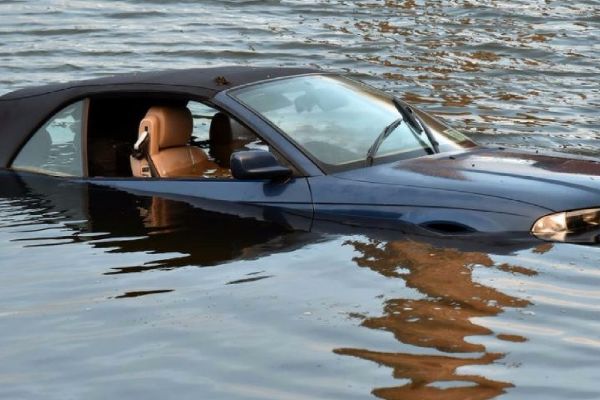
232, 75, 474, 171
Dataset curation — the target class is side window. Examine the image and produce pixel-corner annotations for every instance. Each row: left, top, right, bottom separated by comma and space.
84, 97, 290, 180
12, 100, 86, 176
187, 101, 268, 173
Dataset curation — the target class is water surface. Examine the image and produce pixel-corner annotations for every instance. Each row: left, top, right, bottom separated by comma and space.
1, 1, 599, 399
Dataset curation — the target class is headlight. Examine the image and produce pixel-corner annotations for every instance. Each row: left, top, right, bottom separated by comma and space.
532, 208, 600, 241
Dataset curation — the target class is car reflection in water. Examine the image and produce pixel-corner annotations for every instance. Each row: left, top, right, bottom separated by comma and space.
1, 171, 323, 276
336, 238, 538, 400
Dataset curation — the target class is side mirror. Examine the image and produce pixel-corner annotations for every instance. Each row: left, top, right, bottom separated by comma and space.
230, 151, 293, 181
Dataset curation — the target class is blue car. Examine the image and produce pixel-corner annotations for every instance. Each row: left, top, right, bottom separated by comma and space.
1, 66, 599, 243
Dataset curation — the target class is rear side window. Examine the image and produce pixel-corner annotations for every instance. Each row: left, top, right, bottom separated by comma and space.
12, 100, 86, 176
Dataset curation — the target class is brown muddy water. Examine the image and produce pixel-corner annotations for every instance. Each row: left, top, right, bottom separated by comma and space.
1, 1, 600, 399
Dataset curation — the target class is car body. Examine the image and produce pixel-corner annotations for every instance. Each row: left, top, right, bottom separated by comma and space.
1, 66, 599, 243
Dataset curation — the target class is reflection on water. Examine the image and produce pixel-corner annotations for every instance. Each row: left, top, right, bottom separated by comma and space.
337, 239, 534, 399
98, 194, 318, 274
113, 289, 173, 299
1, 172, 321, 275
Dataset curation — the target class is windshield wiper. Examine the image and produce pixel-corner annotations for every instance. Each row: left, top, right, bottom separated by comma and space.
394, 98, 439, 154
366, 117, 404, 166
366, 99, 441, 167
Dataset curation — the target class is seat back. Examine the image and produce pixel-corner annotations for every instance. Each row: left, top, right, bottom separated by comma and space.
209, 112, 256, 168
131, 106, 214, 178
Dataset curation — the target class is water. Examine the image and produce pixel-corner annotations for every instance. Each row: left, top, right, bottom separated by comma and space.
1, 1, 599, 399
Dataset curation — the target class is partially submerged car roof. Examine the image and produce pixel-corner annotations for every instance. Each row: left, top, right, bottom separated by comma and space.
1, 66, 319, 101
0, 66, 318, 167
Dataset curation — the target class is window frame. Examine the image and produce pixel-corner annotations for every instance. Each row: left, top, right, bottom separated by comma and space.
80, 93, 299, 182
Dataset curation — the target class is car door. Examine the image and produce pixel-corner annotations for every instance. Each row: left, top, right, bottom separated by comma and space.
89, 99, 314, 231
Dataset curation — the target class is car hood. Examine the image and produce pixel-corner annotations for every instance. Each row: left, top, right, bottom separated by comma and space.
334, 148, 600, 212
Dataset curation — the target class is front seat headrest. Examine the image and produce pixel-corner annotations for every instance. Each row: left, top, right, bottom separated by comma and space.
140, 106, 193, 154
209, 112, 255, 145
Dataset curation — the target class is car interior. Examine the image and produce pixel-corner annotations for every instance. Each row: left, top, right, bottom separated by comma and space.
86, 95, 263, 179
129, 105, 219, 178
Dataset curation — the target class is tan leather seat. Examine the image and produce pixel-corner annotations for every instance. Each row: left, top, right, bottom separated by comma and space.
209, 112, 256, 168
130, 106, 215, 178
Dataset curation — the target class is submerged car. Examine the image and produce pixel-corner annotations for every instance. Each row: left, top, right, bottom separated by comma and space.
0, 66, 599, 243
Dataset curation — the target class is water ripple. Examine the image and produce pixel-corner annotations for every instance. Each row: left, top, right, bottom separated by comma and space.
0, 2, 599, 399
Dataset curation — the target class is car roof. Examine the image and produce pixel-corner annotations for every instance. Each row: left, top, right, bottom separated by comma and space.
0, 66, 319, 101
0, 66, 319, 167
